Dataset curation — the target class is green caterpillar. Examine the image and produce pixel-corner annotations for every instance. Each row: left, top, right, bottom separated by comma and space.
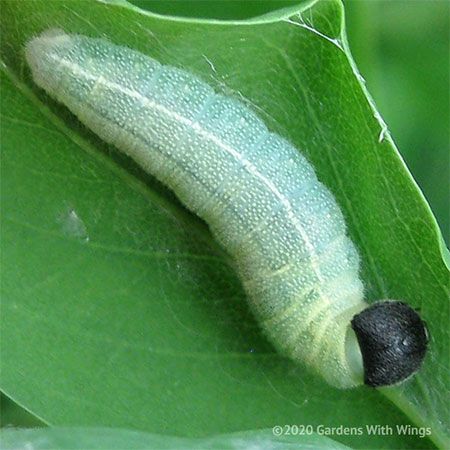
25, 29, 428, 388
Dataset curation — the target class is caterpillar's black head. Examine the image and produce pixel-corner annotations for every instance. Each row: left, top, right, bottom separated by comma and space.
351, 301, 428, 387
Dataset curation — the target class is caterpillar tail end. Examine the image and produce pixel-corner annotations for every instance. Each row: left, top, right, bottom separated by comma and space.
350, 300, 428, 387
25, 29, 72, 91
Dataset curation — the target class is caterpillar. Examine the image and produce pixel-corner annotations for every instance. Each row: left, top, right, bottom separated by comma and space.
25, 29, 428, 388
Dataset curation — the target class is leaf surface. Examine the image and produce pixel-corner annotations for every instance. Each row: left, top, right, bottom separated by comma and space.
1, 427, 350, 449
1, 0, 448, 448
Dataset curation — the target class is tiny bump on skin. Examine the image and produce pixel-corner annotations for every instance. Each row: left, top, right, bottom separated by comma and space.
351, 300, 428, 387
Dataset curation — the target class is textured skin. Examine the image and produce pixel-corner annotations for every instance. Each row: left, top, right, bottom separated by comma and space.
26, 30, 367, 388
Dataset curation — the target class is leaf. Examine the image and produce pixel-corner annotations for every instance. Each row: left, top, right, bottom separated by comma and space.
1, 426, 351, 449
0, 0, 448, 449
0, 393, 44, 428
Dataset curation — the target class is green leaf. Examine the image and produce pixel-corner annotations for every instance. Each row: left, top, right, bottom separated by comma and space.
1, 427, 351, 449
1, 0, 448, 449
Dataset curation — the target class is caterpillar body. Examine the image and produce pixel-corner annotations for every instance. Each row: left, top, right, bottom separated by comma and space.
25, 29, 428, 388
